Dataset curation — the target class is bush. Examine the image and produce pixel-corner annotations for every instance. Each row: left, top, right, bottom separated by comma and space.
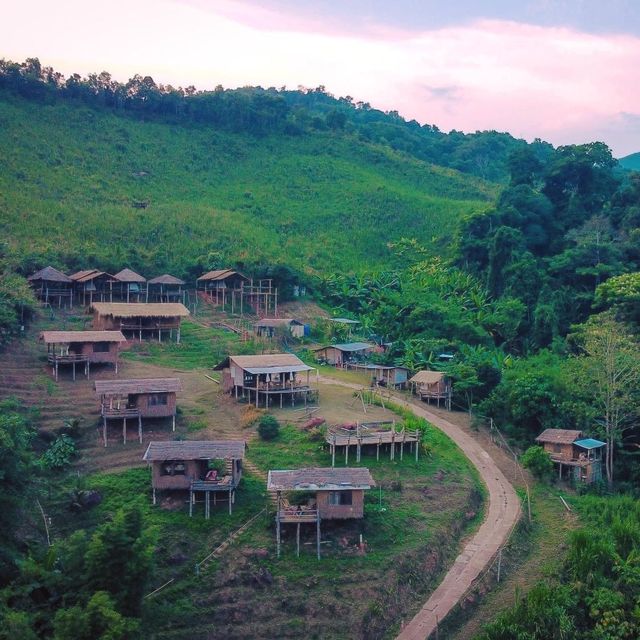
258, 415, 280, 440
40, 434, 77, 470
520, 445, 553, 480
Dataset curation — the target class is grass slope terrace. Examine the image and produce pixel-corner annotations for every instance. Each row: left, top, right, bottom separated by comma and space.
0, 93, 496, 277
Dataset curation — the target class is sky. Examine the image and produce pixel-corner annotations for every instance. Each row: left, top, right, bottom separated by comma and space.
2, 0, 639, 157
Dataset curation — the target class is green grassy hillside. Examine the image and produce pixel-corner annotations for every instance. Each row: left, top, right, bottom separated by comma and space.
0, 93, 496, 278
619, 151, 640, 171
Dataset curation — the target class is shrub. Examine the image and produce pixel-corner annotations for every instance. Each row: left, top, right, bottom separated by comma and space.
520, 445, 553, 480
258, 415, 280, 440
40, 434, 77, 470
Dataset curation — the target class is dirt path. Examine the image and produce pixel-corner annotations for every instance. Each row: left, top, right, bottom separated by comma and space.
317, 377, 521, 640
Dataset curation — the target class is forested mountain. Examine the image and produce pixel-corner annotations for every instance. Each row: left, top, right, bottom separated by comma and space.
619, 151, 640, 171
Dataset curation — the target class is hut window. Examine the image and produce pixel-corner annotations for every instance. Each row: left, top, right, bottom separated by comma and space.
161, 461, 186, 476
554, 444, 562, 453
149, 394, 168, 406
93, 342, 110, 353
328, 491, 352, 506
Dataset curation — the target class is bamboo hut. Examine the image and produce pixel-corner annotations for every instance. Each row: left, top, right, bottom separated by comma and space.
215, 354, 317, 408
254, 318, 305, 339
267, 467, 375, 558
143, 440, 245, 516
40, 330, 126, 380
313, 342, 374, 367
95, 378, 182, 446
409, 370, 452, 410
28, 266, 74, 308
147, 274, 185, 303
535, 429, 606, 484
91, 302, 190, 342
113, 268, 147, 303
69, 269, 116, 305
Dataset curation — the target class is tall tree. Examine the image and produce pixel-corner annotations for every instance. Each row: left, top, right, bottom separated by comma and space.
572, 312, 640, 486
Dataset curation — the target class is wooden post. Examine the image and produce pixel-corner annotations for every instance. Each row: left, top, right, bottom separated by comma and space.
152, 488, 156, 505
103, 416, 107, 447
296, 522, 300, 558
332, 436, 336, 467
72, 361, 76, 381
415, 431, 419, 461
276, 492, 281, 558
189, 489, 193, 517
316, 514, 321, 560
172, 414, 176, 432
228, 488, 232, 515
345, 437, 349, 465
123, 418, 127, 444
138, 415, 142, 443
205, 491, 210, 519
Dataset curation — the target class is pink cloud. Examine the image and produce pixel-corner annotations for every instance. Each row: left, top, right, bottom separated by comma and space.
1, 2, 640, 155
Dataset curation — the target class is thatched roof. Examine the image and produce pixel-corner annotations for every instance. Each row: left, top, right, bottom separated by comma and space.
215, 353, 311, 372
535, 429, 583, 445
95, 378, 182, 395
148, 274, 185, 285
91, 303, 190, 318
143, 440, 245, 461
69, 269, 110, 283
197, 269, 248, 282
28, 266, 72, 283
267, 467, 375, 491
40, 330, 126, 344
409, 371, 445, 384
113, 268, 146, 283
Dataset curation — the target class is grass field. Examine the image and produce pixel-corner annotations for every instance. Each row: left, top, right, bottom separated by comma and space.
0, 93, 496, 278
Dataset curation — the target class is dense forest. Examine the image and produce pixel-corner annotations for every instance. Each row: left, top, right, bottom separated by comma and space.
1, 58, 640, 639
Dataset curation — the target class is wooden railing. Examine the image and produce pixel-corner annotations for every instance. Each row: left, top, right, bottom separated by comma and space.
276, 508, 319, 523
47, 353, 89, 364
101, 406, 141, 418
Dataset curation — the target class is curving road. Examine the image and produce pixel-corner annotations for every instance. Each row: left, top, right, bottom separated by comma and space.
317, 377, 521, 640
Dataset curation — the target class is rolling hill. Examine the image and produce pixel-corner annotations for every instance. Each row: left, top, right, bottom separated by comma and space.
619, 152, 640, 171
0, 91, 496, 280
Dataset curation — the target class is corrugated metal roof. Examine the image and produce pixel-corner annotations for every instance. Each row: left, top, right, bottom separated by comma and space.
69, 269, 114, 283
574, 438, 606, 450
95, 378, 182, 395
91, 303, 190, 318
148, 274, 185, 285
244, 364, 313, 375
409, 371, 445, 384
329, 318, 360, 324
267, 467, 375, 491
232, 354, 306, 368
254, 318, 302, 327
40, 330, 127, 344
113, 268, 146, 282
143, 440, 245, 461
535, 429, 583, 445
314, 342, 373, 352
28, 266, 72, 283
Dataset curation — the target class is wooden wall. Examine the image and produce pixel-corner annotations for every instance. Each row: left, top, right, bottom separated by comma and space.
317, 489, 364, 519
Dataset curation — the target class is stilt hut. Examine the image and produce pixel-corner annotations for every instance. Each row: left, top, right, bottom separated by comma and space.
535, 429, 606, 484
347, 363, 410, 388
197, 269, 248, 307
91, 302, 190, 342
214, 353, 317, 408
254, 318, 305, 339
409, 371, 452, 410
313, 343, 374, 367
143, 440, 245, 516
40, 330, 126, 380
267, 467, 375, 558
95, 378, 182, 446
197, 269, 277, 315
113, 268, 147, 302
28, 266, 73, 308
69, 269, 116, 305
326, 421, 420, 465
147, 274, 185, 303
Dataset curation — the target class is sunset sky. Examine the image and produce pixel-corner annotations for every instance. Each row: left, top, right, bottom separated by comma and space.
3, 0, 639, 156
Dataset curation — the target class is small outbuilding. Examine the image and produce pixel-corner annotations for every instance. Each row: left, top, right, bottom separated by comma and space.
254, 318, 305, 339
535, 429, 606, 484
409, 370, 452, 410
348, 363, 410, 388
113, 268, 147, 303
95, 377, 182, 446
214, 353, 317, 408
91, 302, 190, 341
313, 342, 375, 367
143, 440, 245, 517
147, 274, 186, 303
69, 269, 115, 305
40, 330, 127, 380
28, 266, 74, 308
267, 467, 375, 558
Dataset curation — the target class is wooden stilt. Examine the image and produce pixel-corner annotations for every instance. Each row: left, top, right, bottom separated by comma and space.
228, 489, 232, 514
72, 361, 76, 381
205, 491, 210, 519
152, 488, 156, 505
123, 418, 127, 444
103, 417, 107, 447
189, 489, 193, 517
316, 515, 321, 560
296, 522, 301, 557
138, 415, 142, 443
172, 414, 176, 432
276, 492, 282, 558
332, 437, 336, 467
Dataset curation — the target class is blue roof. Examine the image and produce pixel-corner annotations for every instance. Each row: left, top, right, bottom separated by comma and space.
333, 342, 373, 352
574, 438, 606, 450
